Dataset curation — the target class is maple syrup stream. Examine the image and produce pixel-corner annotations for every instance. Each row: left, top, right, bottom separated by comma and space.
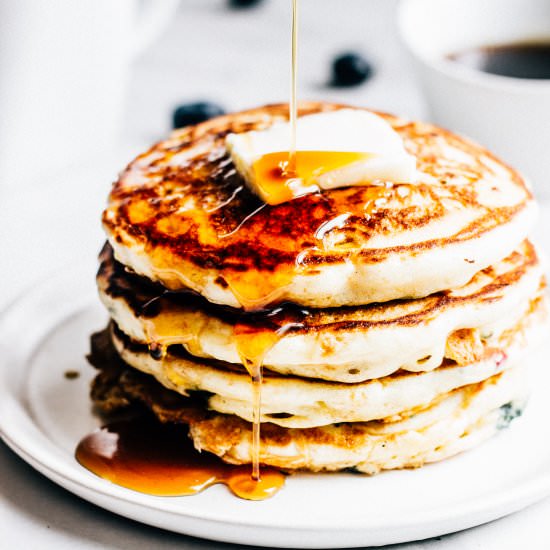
289, 0, 299, 174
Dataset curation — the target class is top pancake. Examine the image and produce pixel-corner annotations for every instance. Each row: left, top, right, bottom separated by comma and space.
103, 102, 535, 309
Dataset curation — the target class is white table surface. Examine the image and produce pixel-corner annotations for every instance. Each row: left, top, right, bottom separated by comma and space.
1, 1, 550, 547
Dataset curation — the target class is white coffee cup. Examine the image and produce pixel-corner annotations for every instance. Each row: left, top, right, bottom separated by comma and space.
398, 0, 550, 197
0, 0, 179, 187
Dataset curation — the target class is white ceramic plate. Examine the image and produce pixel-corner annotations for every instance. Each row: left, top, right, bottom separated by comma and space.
1, 264, 550, 549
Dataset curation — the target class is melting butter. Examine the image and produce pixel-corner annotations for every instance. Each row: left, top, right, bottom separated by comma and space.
226, 109, 417, 205
251, 151, 375, 205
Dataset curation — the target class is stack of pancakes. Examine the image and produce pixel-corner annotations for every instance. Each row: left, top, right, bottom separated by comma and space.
91, 103, 547, 474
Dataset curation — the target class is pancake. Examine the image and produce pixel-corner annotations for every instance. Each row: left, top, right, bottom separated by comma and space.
189, 368, 526, 474
108, 287, 545, 428
103, 102, 535, 310
89, 330, 527, 474
98, 240, 545, 382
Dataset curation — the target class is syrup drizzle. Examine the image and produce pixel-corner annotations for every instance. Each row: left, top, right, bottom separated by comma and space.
75, 417, 285, 500
224, 268, 295, 311
289, 0, 299, 174
233, 302, 308, 480
234, 325, 281, 481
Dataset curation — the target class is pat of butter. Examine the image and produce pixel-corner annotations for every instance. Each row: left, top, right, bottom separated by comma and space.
225, 109, 417, 205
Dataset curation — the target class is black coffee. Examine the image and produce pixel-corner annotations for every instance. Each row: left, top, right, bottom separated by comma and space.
448, 43, 550, 80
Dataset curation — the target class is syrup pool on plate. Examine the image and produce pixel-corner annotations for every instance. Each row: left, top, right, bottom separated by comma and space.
76, 416, 285, 500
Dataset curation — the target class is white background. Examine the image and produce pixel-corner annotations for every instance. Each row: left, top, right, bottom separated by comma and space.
1, 0, 549, 548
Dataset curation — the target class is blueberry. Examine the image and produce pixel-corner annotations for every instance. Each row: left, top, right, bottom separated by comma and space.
228, 0, 264, 8
172, 102, 225, 129
331, 52, 373, 87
